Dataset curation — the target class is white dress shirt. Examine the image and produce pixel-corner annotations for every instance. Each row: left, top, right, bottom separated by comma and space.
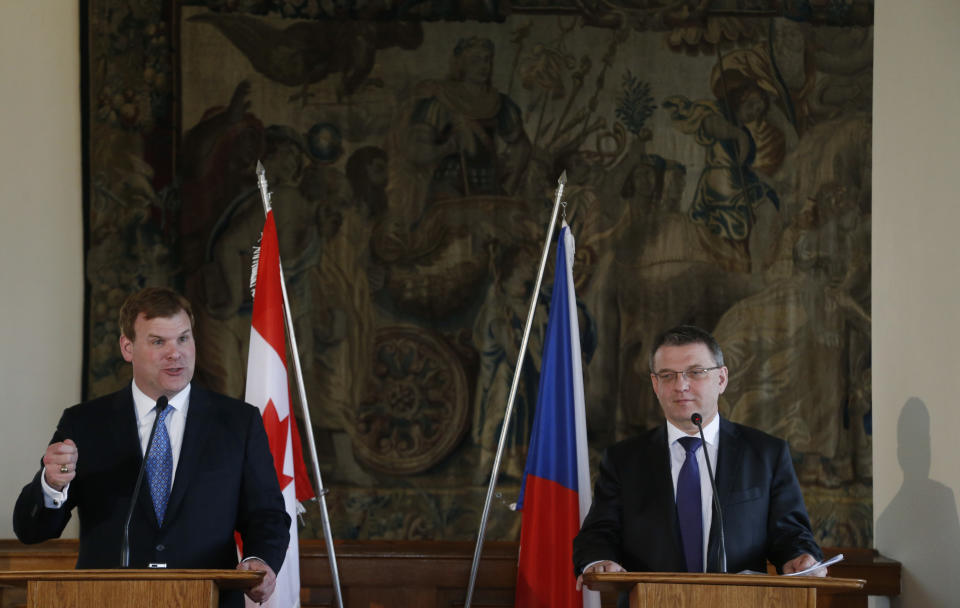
131, 380, 190, 483
666, 414, 720, 572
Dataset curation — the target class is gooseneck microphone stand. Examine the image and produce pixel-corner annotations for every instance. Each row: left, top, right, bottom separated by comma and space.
121, 395, 168, 568
691, 412, 727, 573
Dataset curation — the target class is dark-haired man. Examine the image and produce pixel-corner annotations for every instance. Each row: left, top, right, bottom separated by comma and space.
574, 325, 823, 603
14, 287, 290, 607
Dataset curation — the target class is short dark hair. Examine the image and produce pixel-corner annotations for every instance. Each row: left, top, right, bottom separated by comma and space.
119, 287, 195, 341
649, 325, 724, 371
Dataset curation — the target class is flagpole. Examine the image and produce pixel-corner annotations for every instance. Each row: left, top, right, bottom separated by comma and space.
256, 161, 345, 608
464, 171, 567, 608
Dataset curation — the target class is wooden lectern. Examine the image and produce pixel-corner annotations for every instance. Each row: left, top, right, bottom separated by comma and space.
0, 569, 263, 608
582, 572, 865, 608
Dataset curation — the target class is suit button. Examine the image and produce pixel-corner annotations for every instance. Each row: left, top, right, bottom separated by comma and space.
156, 544, 165, 552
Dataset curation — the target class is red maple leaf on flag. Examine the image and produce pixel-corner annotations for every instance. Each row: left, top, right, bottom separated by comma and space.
262, 399, 294, 491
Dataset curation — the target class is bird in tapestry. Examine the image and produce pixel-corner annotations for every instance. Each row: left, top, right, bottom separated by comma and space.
188, 13, 423, 103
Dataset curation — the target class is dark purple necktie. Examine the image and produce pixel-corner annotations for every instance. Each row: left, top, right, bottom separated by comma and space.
677, 436, 703, 572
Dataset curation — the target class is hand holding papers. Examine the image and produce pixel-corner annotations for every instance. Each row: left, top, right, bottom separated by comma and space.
737, 553, 843, 577
783, 553, 844, 577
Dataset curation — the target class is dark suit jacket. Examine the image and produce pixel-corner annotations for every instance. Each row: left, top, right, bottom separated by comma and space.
13, 384, 291, 608
574, 418, 821, 582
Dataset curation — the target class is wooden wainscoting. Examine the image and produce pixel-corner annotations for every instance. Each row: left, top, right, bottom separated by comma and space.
0, 540, 898, 608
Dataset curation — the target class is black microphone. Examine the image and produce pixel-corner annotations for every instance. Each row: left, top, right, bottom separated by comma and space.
691, 412, 727, 573
121, 395, 168, 568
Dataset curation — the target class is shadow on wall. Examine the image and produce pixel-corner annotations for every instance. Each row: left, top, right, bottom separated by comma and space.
875, 398, 960, 607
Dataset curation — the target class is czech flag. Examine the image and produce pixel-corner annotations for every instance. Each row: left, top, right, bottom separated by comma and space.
514, 223, 600, 608
245, 210, 314, 607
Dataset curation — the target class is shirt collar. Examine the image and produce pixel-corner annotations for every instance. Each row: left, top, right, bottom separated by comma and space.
666, 414, 720, 447
131, 380, 191, 421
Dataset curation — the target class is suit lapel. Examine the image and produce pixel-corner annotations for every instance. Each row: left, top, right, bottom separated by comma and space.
163, 385, 211, 525
714, 418, 743, 503
647, 425, 686, 570
113, 386, 145, 462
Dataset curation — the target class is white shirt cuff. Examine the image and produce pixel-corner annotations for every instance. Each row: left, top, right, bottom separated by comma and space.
39, 471, 69, 508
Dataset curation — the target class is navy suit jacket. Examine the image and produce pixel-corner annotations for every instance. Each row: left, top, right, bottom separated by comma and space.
573, 418, 821, 581
13, 384, 291, 608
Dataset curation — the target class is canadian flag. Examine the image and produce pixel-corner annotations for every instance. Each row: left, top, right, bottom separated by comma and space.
245, 210, 314, 607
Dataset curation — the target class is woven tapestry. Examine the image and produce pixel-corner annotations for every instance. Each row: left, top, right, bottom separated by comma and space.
84, 0, 873, 546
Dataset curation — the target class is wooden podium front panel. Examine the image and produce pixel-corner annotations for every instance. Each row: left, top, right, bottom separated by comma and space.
631, 583, 815, 608
0, 541, 899, 608
27, 579, 217, 608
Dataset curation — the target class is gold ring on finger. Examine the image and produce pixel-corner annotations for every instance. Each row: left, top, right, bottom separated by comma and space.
60, 464, 69, 473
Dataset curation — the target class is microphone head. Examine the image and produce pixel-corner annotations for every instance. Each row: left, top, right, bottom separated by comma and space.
691, 412, 703, 426
156, 395, 169, 411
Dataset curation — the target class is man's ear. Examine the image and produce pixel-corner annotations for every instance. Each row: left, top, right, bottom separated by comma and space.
119, 335, 134, 363
717, 366, 729, 393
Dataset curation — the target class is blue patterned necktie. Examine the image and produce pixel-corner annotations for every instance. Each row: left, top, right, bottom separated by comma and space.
146, 404, 174, 525
677, 436, 703, 572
